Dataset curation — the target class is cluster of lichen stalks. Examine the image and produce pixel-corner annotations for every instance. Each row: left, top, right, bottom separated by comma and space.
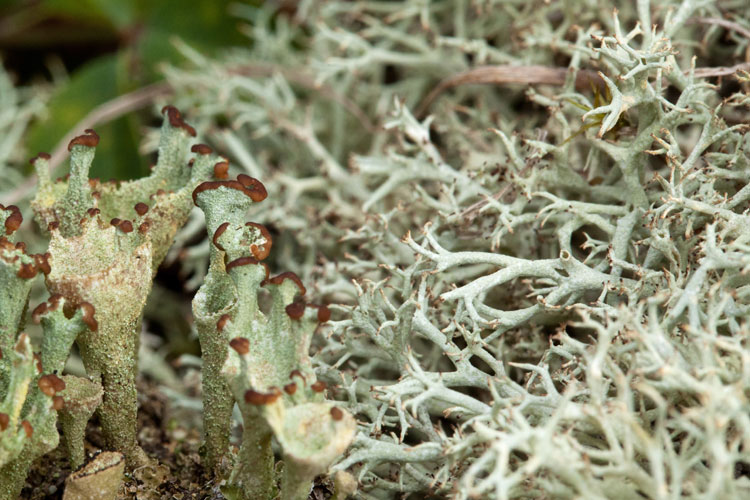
0, 106, 354, 500
192, 157, 356, 500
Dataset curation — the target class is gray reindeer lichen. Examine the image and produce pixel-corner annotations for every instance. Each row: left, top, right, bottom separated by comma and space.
162, 0, 750, 498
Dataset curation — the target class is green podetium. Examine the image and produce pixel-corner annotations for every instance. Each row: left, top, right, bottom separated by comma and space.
0, 204, 33, 360
192, 175, 355, 499
31, 295, 102, 473
0, 205, 96, 499
29, 106, 218, 468
0, 334, 66, 500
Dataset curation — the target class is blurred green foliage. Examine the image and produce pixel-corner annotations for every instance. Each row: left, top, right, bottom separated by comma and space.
0, 0, 248, 180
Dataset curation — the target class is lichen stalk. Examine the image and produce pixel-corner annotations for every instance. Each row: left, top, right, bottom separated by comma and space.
192, 268, 235, 474
58, 376, 102, 470
193, 172, 354, 497
31, 106, 215, 468
233, 412, 274, 500
192, 171, 268, 475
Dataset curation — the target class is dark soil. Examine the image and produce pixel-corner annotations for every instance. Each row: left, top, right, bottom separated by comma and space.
19, 377, 334, 499
21, 377, 218, 499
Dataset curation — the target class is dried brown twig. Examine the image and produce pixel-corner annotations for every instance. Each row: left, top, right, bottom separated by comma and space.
688, 16, 750, 41
417, 61, 750, 119
416, 66, 603, 116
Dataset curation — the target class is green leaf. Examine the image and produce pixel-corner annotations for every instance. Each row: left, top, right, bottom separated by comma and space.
26, 55, 148, 181
136, 0, 245, 78
25, 0, 245, 180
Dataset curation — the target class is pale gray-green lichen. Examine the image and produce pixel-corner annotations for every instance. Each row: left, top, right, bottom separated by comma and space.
163, 1, 750, 498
